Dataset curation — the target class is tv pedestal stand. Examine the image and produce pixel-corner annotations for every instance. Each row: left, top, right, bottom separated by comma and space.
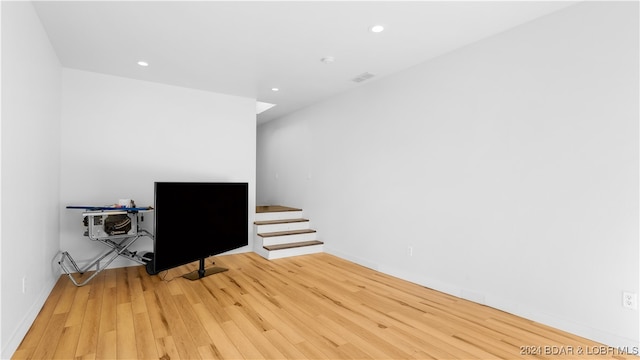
182, 258, 228, 280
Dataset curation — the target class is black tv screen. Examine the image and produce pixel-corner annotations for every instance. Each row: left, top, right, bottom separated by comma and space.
152, 182, 248, 273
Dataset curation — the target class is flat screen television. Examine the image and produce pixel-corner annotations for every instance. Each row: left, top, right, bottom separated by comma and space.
148, 182, 248, 279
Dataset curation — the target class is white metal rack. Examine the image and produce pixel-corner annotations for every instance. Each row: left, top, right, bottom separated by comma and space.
59, 207, 154, 286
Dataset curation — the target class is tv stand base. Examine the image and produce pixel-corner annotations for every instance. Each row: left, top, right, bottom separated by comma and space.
182, 258, 228, 280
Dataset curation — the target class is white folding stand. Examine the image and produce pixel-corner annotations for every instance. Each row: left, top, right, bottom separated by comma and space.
59, 207, 154, 286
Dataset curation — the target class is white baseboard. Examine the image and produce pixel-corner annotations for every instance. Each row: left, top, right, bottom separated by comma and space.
487, 297, 640, 351
326, 248, 639, 351
65, 244, 255, 274
1, 275, 59, 359
325, 247, 380, 272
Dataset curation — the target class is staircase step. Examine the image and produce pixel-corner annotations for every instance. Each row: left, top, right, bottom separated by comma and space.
255, 207, 304, 222
254, 218, 309, 226
253, 205, 323, 260
255, 218, 310, 234
258, 229, 316, 238
256, 205, 302, 213
264, 240, 324, 252
257, 228, 317, 247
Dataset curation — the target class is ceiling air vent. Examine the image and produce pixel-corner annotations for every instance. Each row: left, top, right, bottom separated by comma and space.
351, 72, 375, 83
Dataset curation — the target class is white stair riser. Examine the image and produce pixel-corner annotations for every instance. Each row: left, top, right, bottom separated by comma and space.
253, 245, 269, 259
255, 221, 309, 233
257, 232, 318, 246
254, 207, 324, 260
265, 244, 324, 260
255, 211, 303, 222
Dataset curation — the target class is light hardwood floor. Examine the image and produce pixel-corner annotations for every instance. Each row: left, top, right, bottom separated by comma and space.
13, 252, 634, 359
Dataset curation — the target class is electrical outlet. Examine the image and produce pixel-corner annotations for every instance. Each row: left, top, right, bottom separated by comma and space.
407, 246, 413, 257
22, 276, 26, 294
623, 292, 637, 310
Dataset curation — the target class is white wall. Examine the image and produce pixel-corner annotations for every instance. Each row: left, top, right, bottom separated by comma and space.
60, 69, 256, 269
1, 2, 62, 357
257, 2, 639, 348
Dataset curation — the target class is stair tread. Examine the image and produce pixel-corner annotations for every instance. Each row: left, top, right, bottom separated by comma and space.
256, 205, 302, 213
254, 218, 309, 226
264, 240, 324, 251
258, 229, 316, 237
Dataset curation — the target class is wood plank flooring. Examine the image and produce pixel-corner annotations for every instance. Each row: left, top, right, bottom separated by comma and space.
12, 252, 635, 359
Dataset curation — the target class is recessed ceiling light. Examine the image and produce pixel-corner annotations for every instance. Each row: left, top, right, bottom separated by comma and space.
137, 61, 149, 67
271, 88, 279, 92
370, 25, 385, 33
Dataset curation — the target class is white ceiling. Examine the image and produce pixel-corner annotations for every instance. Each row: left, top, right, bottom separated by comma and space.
33, 1, 576, 124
